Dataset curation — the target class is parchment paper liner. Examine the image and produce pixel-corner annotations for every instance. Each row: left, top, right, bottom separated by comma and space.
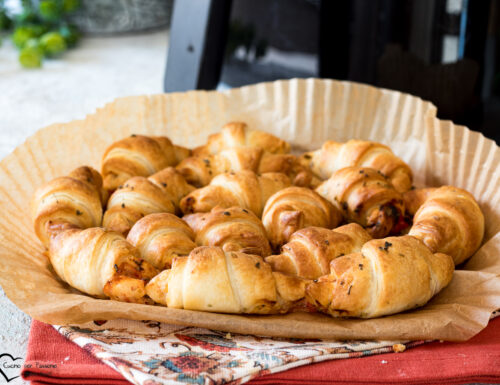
1, 79, 499, 341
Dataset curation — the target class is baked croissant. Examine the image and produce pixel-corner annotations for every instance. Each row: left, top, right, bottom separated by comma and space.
145, 246, 309, 314
192, 121, 291, 156
316, 167, 405, 238
49, 227, 158, 303
183, 206, 271, 257
258, 153, 320, 188
32, 166, 106, 246
176, 147, 316, 188
127, 213, 197, 270
179, 170, 291, 217
103, 167, 195, 236
265, 223, 372, 279
405, 186, 484, 265
176, 147, 263, 187
102, 134, 191, 191
300, 139, 413, 193
262, 187, 343, 247
306, 235, 454, 318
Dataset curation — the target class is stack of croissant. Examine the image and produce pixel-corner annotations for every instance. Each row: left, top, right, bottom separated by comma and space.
31, 121, 485, 319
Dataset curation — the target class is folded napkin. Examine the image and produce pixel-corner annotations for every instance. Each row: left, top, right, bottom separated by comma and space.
22, 316, 500, 385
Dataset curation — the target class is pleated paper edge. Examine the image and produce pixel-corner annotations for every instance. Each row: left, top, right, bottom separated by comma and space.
0, 78, 499, 341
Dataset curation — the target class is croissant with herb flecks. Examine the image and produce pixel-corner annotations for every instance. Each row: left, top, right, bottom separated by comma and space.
183, 206, 271, 257
300, 139, 413, 193
102, 134, 190, 191
103, 167, 194, 236
146, 246, 309, 314
316, 167, 405, 238
32, 166, 106, 246
305, 235, 454, 318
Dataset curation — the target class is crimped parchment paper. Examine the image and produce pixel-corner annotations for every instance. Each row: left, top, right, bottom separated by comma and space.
0, 79, 499, 341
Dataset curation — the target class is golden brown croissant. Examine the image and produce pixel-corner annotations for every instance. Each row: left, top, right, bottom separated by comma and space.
103, 167, 195, 236
316, 167, 405, 238
32, 166, 106, 246
183, 206, 271, 257
126, 213, 196, 270
265, 223, 372, 279
49, 227, 158, 303
192, 122, 291, 156
258, 153, 320, 188
306, 235, 454, 318
179, 170, 291, 217
101, 134, 190, 191
262, 187, 343, 247
176, 147, 263, 187
145, 246, 309, 314
300, 139, 413, 193
177, 147, 316, 188
405, 186, 484, 265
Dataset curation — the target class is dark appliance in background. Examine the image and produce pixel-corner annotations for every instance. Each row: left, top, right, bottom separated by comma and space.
164, 0, 500, 144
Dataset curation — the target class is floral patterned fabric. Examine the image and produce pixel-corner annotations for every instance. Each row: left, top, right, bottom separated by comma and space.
55, 319, 427, 385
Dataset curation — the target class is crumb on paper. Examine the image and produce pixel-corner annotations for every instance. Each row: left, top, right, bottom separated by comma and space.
393, 343, 406, 353
381, 360, 388, 364
226, 333, 232, 339
64, 356, 70, 361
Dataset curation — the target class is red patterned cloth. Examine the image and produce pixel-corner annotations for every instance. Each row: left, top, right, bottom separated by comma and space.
22, 318, 500, 385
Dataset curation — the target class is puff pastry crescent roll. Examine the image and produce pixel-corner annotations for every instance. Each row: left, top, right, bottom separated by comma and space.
102, 134, 190, 191
103, 167, 194, 236
127, 213, 197, 270
405, 186, 484, 265
300, 139, 413, 192
145, 246, 309, 314
183, 206, 271, 257
265, 223, 372, 279
49, 227, 158, 303
192, 121, 291, 156
179, 170, 291, 217
262, 187, 343, 247
306, 235, 454, 318
316, 167, 405, 238
176, 147, 316, 188
32, 166, 106, 246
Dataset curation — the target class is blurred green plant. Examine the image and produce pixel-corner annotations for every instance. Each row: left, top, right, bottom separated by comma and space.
0, 0, 81, 68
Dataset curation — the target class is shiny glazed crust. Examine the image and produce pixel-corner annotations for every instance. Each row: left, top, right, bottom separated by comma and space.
305, 235, 454, 318
103, 167, 194, 236
101, 134, 190, 191
32, 166, 105, 247
405, 186, 485, 265
49, 227, 158, 303
300, 139, 413, 193
183, 206, 271, 257
192, 122, 291, 156
145, 246, 309, 314
316, 167, 405, 238
179, 170, 291, 217
265, 223, 371, 279
176, 147, 316, 188
262, 187, 343, 247
126, 213, 196, 270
